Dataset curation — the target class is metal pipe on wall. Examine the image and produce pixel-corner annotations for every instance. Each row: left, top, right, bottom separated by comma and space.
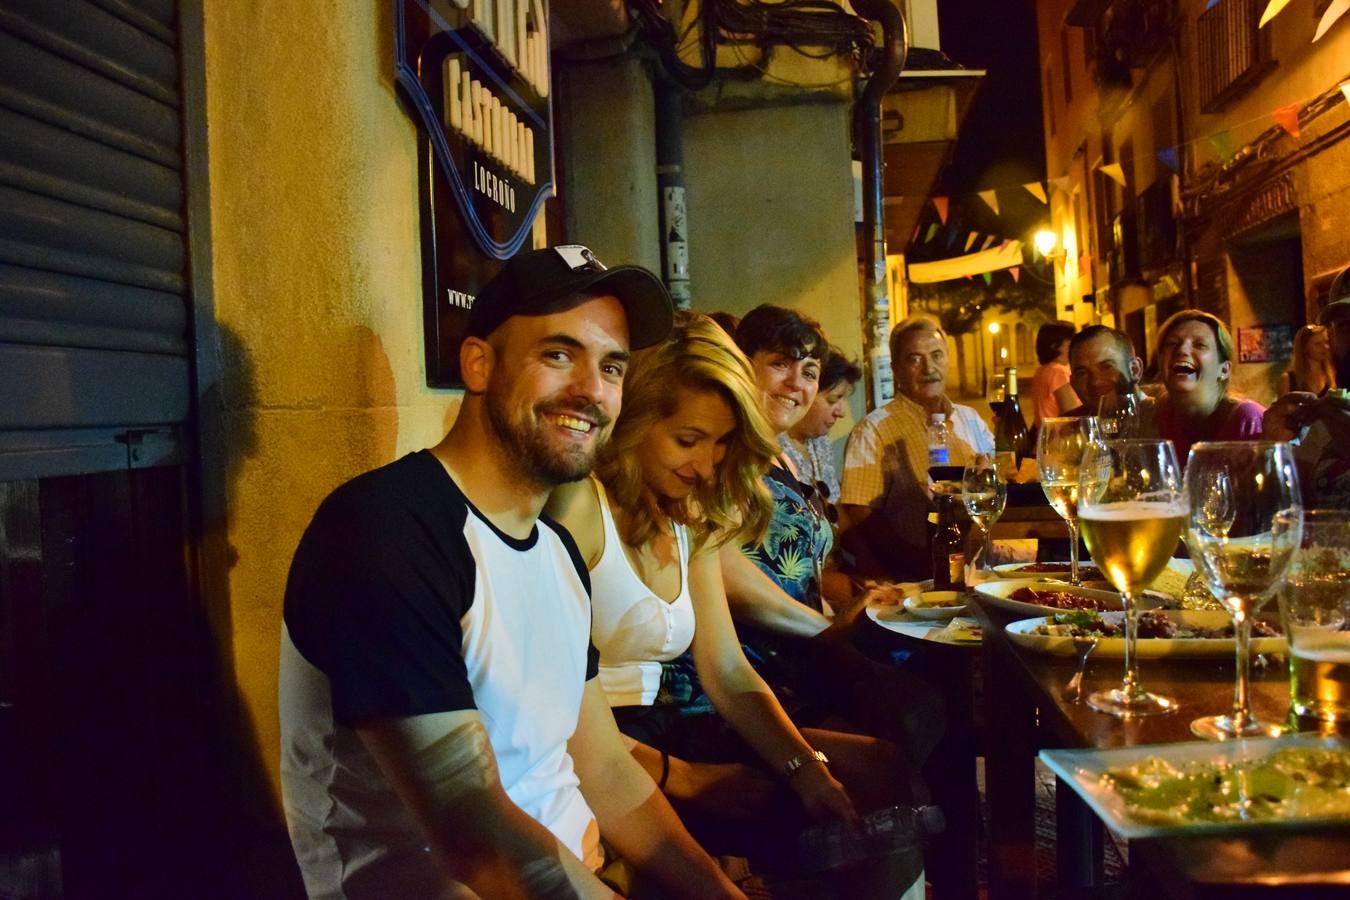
654, 77, 692, 309
851, 0, 908, 407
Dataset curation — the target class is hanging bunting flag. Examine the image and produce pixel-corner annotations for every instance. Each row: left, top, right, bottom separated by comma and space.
912, 223, 921, 243
1011, 267, 1021, 283
981, 272, 992, 286
965, 233, 979, 252
1342, 82, 1350, 106
981, 234, 998, 251
1049, 175, 1073, 194
925, 223, 939, 243
933, 196, 949, 225
946, 229, 961, 249
1211, 129, 1235, 161
1258, 0, 1292, 27
1314, 0, 1349, 41
1099, 162, 1127, 187
1079, 254, 1091, 274
978, 189, 1000, 216
1272, 103, 1301, 138
1156, 147, 1180, 172
1023, 182, 1048, 203
1206, 0, 1220, 7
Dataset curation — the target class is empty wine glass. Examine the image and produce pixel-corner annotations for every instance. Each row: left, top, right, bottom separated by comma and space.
1097, 391, 1140, 439
1184, 441, 1303, 740
1036, 416, 1101, 585
1078, 438, 1186, 717
962, 453, 1007, 582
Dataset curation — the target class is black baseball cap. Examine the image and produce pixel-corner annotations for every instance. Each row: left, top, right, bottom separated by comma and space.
1318, 266, 1350, 325
465, 245, 674, 349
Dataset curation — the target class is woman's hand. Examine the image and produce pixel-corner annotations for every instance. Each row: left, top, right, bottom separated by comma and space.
664, 758, 781, 820
789, 758, 859, 825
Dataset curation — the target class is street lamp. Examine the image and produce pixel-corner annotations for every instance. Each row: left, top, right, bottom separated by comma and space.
1034, 228, 1059, 258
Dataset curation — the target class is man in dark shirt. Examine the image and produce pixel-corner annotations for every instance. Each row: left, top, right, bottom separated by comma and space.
280, 245, 745, 899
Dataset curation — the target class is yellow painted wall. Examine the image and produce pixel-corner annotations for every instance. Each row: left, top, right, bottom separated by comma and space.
202, 0, 459, 800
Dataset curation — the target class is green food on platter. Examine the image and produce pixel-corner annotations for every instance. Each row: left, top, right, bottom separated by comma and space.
1102, 748, 1350, 825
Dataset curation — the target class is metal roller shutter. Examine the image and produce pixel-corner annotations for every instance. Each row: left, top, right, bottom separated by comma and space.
0, 0, 189, 478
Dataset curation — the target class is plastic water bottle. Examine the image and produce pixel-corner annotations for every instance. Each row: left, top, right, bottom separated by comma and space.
796, 804, 945, 873
928, 414, 950, 467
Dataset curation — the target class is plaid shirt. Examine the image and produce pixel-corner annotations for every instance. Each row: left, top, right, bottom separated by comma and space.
839, 394, 994, 557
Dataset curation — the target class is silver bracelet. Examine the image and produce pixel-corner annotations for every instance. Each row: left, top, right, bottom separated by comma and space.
781, 749, 829, 780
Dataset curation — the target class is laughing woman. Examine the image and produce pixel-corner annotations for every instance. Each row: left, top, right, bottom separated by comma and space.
547, 313, 922, 895
1151, 310, 1265, 462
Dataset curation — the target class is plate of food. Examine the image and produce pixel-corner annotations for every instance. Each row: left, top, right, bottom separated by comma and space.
992, 561, 1107, 583
1005, 609, 1285, 658
903, 591, 967, 620
973, 579, 1128, 617
1039, 735, 1350, 838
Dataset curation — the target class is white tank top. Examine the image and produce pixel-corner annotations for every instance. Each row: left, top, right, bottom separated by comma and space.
589, 482, 697, 707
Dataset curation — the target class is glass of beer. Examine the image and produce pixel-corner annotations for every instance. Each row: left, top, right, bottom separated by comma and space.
1078, 438, 1186, 717
1278, 510, 1350, 723
1184, 442, 1303, 740
1037, 416, 1101, 585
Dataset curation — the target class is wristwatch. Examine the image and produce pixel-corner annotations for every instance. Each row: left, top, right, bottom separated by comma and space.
781, 749, 829, 779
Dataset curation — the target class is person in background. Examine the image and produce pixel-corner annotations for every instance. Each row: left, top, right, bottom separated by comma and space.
1278, 324, 1337, 397
1028, 320, 1077, 425
708, 310, 741, 338
1265, 269, 1350, 507
1064, 324, 1158, 428
838, 315, 994, 581
279, 246, 744, 900
1151, 310, 1264, 463
547, 314, 923, 896
780, 345, 862, 506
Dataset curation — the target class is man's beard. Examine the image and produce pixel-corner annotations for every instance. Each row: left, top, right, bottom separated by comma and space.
485, 392, 610, 487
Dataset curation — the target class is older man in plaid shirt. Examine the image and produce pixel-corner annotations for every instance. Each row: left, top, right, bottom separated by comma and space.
838, 315, 994, 580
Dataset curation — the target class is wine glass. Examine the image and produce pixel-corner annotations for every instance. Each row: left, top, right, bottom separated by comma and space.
1097, 391, 1140, 439
1184, 441, 1303, 740
1078, 438, 1186, 717
962, 453, 1007, 582
1036, 416, 1101, 585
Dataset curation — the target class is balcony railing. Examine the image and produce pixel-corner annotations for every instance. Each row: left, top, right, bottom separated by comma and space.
1196, 0, 1273, 112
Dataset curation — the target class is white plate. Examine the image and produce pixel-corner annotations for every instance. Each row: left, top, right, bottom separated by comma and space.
1005, 610, 1286, 658
991, 561, 1102, 580
903, 593, 966, 620
1040, 735, 1350, 839
974, 579, 1127, 618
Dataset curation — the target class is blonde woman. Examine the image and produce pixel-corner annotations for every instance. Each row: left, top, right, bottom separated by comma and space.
1278, 324, 1337, 397
547, 313, 922, 894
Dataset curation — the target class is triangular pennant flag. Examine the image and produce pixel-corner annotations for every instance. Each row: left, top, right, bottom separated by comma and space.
978, 189, 1000, 216
1273, 103, 1300, 139
1011, 266, 1021, 283
946, 229, 961, 249
1099, 162, 1126, 187
1258, 0, 1292, 28
1342, 82, 1350, 106
1211, 129, 1235, 161
1023, 182, 1048, 203
1314, 0, 1349, 41
933, 196, 949, 225
965, 233, 979, 252
1206, 0, 1220, 7
925, 223, 939, 243
1156, 147, 1179, 172
981, 234, 998, 251
1050, 175, 1073, 194
911, 223, 921, 243
1079, 253, 1092, 273
982, 272, 992, 286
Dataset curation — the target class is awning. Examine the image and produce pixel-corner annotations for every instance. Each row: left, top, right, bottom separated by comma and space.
907, 240, 1025, 283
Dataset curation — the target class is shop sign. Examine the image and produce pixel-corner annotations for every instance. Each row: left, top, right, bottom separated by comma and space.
394, 0, 553, 386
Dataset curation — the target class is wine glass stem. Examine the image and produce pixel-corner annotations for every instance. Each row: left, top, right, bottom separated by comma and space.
1121, 591, 1140, 700
1067, 518, 1080, 585
1231, 609, 1254, 728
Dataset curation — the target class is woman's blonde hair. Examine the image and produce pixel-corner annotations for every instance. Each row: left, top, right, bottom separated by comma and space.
1289, 324, 1337, 393
596, 311, 777, 551
1154, 309, 1236, 391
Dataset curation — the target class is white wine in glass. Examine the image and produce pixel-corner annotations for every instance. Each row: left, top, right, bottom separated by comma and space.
1036, 416, 1100, 585
962, 453, 1007, 580
1079, 439, 1185, 717
1184, 441, 1303, 740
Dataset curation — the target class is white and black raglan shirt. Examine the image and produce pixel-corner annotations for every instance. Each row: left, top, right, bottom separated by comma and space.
279, 450, 601, 900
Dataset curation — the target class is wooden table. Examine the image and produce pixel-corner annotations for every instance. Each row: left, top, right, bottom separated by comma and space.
971, 594, 1350, 898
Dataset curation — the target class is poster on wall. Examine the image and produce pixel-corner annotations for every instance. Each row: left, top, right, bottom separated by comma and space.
1236, 324, 1295, 363
394, 0, 553, 386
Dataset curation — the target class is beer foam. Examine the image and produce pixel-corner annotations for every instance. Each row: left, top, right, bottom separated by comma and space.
1079, 500, 1187, 520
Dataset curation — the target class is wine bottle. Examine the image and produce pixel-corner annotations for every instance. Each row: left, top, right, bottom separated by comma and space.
995, 366, 1028, 474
